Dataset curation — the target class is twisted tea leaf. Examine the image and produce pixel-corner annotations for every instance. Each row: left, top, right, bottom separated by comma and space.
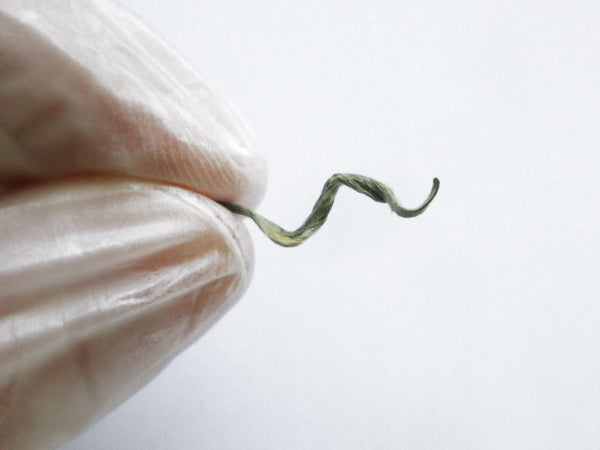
219, 174, 440, 247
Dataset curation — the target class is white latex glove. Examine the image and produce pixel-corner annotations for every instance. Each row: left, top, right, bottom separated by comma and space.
0, 1, 266, 448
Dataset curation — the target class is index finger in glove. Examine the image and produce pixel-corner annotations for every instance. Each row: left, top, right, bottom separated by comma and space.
0, 0, 266, 208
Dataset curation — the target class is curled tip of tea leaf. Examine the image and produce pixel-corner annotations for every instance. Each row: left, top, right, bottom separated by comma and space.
219, 174, 440, 247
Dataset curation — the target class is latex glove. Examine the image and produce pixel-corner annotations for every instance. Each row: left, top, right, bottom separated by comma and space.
0, 1, 266, 448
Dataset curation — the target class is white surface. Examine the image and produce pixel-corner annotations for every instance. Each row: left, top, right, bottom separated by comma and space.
64, 1, 600, 449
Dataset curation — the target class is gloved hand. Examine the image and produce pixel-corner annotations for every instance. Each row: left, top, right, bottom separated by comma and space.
0, 1, 266, 448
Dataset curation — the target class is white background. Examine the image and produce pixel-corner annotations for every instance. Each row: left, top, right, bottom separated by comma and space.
65, 1, 600, 449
